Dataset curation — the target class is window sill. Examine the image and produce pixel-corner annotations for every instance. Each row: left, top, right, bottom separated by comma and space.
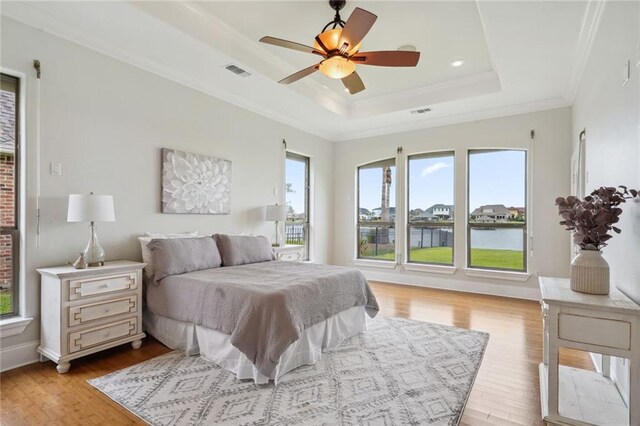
403, 263, 457, 275
464, 268, 531, 282
0, 316, 34, 338
352, 259, 397, 270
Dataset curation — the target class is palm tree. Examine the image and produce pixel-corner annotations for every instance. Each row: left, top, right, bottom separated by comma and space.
378, 166, 392, 244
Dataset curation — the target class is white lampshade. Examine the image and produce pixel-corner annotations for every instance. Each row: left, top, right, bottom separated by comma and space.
265, 204, 287, 222
67, 194, 115, 223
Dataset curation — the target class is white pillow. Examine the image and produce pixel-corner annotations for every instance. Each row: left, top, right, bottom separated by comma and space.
139, 231, 198, 279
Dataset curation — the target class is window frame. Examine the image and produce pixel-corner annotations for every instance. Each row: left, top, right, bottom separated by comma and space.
0, 73, 21, 318
285, 151, 310, 261
356, 158, 396, 262
466, 149, 528, 273
406, 151, 455, 266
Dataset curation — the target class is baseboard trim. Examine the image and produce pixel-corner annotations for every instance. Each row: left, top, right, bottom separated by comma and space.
0, 340, 40, 373
362, 269, 540, 300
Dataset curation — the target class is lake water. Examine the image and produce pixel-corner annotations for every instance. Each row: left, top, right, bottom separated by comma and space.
356, 227, 524, 251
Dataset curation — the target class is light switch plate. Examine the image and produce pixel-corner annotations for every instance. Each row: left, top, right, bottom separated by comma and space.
50, 162, 62, 176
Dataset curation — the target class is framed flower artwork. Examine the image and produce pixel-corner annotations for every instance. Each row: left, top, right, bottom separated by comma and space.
161, 148, 231, 214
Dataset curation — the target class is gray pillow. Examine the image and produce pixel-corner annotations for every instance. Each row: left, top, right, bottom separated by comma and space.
213, 234, 275, 266
147, 237, 222, 283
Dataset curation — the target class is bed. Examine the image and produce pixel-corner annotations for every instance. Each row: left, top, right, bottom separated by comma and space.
140, 234, 379, 384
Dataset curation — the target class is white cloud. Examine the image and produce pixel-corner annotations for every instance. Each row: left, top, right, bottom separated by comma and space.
421, 162, 449, 177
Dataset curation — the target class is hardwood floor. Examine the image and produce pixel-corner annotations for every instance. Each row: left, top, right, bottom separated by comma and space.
0, 282, 593, 425
371, 282, 593, 426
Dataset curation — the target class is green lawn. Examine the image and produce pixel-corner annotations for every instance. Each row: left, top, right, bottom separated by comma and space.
363, 247, 524, 270
469, 248, 524, 270
0, 291, 12, 315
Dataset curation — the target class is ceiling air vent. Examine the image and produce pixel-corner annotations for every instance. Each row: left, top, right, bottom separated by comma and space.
224, 64, 251, 78
411, 108, 432, 115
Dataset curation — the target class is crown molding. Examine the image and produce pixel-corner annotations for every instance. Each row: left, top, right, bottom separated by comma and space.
348, 71, 501, 118
563, 0, 607, 104
332, 97, 571, 142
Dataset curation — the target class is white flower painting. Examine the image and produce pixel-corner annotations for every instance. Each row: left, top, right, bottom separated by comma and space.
162, 148, 231, 214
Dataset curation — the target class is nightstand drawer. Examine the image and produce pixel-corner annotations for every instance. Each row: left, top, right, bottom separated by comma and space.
278, 251, 302, 261
558, 313, 631, 350
68, 295, 137, 327
68, 272, 137, 301
69, 318, 138, 353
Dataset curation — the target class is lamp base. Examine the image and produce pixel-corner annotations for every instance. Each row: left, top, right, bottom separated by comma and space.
83, 222, 106, 267
271, 221, 284, 247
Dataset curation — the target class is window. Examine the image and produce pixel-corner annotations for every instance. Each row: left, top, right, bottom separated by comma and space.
357, 158, 396, 261
285, 152, 310, 260
407, 152, 455, 265
468, 150, 526, 272
0, 74, 20, 316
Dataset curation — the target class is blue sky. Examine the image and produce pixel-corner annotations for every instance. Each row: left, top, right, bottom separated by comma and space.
285, 158, 306, 216
468, 150, 526, 212
286, 150, 526, 215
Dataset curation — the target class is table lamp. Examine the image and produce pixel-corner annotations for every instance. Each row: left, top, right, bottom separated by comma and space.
265, 204, 287, 247
67, 193, 115, 267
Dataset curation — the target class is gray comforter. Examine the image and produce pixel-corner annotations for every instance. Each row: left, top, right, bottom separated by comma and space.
146, 261, 379, 376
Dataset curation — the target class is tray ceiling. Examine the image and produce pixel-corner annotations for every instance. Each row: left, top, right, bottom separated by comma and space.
1, 1, 595, 141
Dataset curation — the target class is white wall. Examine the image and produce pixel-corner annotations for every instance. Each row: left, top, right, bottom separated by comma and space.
572, 0, 640, 405
0, 18, 334, 354
333, 108, 573, 298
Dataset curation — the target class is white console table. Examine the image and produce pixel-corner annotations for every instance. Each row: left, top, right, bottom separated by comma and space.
539, 276, 639, 425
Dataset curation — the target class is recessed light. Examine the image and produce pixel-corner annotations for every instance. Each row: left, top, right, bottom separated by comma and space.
450, 59, 465, 68
344, 88, 350, 93
397, 44, 417, 52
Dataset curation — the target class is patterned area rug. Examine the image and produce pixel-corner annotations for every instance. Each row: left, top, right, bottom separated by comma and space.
89, 316, 489, 425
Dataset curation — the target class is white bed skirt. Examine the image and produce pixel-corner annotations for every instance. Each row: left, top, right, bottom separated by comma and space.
143, 306, 366, 384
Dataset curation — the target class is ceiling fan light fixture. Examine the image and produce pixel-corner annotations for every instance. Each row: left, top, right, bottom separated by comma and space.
319, 56, 356, 79
314, 29, 362, 55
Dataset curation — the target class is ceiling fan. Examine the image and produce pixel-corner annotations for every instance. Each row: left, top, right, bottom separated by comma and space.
260, 0, 420, 95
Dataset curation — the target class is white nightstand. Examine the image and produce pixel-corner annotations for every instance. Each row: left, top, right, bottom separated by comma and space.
539, 276, 640, 425
36, 261, 146, 373
272, 245, 306, 262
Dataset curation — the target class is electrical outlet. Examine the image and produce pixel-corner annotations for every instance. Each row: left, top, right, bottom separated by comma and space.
50, 162, 62, 176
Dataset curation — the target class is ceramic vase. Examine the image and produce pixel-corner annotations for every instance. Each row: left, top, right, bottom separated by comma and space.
570, 249, 609, 295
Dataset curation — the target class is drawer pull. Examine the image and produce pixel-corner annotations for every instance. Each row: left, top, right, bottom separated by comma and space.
99, 283, 109, 289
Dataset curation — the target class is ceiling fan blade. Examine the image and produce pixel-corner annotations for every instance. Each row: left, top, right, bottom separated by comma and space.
278, 64, 320, 84
338, 8, 377, 53
351, 51, 421, 67
342, 71, 365, 95
260, 36, 324, 56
